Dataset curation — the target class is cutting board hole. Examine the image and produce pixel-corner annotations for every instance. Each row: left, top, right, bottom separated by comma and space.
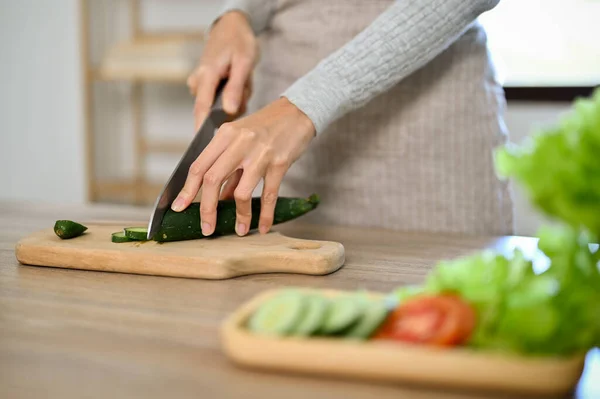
288, 242, 322, 250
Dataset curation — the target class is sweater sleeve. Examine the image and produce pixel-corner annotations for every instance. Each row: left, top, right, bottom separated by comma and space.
282, 0, 501, 134
213, 0, 276, 35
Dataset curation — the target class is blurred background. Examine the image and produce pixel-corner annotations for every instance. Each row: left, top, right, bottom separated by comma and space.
0, 0, 598, 236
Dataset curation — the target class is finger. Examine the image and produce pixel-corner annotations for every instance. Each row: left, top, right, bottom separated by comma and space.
193, 67, 221, 131
244, 78, 252, 102
186, 73, 198, 96
222, 55, 253, 115
241, 75, 252, 105
258, 164, 287, 234
237, 80, 253, 116
199, 143, 247, 236
233, 162, 268, 236
220, 169, 243, 200
171, 127, 233, 211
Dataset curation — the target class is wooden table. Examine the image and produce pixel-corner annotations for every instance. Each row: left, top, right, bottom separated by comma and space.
1, 201, 598, 399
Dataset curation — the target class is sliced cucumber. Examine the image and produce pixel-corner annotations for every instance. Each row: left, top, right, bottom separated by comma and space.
54, 220, 87, 239
292, 295, 330, 336
111, 231, 134, 243
248, 291, 307, 336
343, 299, 389, 340
320, 295, 364, 335
123, 227, 149, 241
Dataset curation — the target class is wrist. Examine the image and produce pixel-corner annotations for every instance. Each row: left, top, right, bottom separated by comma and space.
221, 10, 251, 24
215, 10, 253, 33
278, 97, 316, 138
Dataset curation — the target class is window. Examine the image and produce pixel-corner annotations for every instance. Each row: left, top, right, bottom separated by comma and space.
480, 0, 600, 88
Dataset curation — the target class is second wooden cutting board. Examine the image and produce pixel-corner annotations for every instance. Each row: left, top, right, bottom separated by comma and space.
15, 224, 345, 279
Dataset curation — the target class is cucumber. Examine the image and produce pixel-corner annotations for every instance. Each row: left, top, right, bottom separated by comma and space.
112, 231, 134, 243
343, 299, 389, 340
248, 291, 392, 341
248, 290, 307, 337
320, 295, 364, 335
292, 295, 330, 336
153, 194, 320, 242
54, 220, 88, 239
124, 227, 149, 241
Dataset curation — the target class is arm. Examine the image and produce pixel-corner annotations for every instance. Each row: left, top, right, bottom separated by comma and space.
174, 0, 500, 237
214, 0, 277, 35
283, 0, 501, 134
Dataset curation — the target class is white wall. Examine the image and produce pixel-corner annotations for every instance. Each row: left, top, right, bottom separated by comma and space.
0, 0, 85, 204
480, 0, 600, 87
0, 0, 574, 236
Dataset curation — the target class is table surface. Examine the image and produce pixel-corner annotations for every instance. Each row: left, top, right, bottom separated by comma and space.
1, 201, 598, 399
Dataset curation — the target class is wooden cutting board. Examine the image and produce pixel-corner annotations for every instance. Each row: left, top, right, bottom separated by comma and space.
15, 224, 345, 279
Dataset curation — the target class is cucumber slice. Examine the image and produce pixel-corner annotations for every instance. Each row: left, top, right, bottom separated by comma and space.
54, 220, 88, 239
248, 291, 307, 336
343, 299, 389, 340
292, 295, 329, 336
111, 231, 133, 243
320, 295, 364, 335
124, 227, 149, 241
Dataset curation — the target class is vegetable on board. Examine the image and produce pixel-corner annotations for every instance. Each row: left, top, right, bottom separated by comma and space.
54, 220, 88, 239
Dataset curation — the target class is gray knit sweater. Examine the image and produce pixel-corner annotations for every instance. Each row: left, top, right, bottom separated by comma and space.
216, 0, 501, 134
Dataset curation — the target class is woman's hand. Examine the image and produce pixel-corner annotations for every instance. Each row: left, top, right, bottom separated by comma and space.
171, 97, 316, 236
187, 11, 257, 130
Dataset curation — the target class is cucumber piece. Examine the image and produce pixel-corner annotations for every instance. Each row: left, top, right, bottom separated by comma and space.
320, 295, 364, 335
124, 227, 148, 241
292, 295, 330, 336
343, 299, 389, 340
54, 220, 88, 239
153, 194, 320, 242
111, 231, 133, 243
248, 290, 307, 337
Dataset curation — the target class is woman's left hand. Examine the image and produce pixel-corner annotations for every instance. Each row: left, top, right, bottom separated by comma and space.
171, 97, 316, 236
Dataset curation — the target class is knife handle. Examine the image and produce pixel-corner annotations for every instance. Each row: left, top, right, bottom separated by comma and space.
210, 79, 229, 126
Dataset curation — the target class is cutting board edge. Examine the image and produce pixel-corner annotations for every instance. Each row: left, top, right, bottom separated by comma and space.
14, 226, 346, 280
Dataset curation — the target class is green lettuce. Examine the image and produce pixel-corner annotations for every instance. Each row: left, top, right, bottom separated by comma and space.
392, 225, 600, 356
494, 87, 600, 237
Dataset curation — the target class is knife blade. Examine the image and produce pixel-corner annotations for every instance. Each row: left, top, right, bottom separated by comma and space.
146, 79, 229, 240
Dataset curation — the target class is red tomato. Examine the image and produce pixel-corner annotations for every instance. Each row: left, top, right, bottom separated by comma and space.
374, 295, 476, 347
452, 295, 476, 343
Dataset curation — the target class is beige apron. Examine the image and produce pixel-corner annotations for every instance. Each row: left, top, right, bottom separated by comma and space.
249, 0, 514, 235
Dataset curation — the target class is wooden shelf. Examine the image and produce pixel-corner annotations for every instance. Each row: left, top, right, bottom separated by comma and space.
95, 178, 163, 205
96, 34, 203, 83
92, 68, 190, 83
142, 139, 188, 154
81, 0, 204, 205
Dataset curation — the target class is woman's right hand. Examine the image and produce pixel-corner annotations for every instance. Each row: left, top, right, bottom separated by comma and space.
187, 11, 258, 131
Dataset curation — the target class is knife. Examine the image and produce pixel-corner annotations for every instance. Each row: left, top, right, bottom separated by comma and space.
146, 79, 229, 240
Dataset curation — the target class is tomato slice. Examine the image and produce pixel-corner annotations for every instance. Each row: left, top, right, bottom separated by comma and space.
374, 294, 476, 347
452, 295, 476, 343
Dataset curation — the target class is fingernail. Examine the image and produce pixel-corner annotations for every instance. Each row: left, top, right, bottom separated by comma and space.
202, 222, 211, 235
236, 223, 246, 236
171, 197, 185, 211
259, 225, 268, 234
225, 99, 238, 113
